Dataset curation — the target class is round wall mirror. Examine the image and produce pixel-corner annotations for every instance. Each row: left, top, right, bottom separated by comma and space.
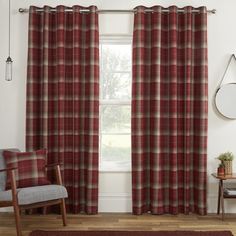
215, 83, 236, 119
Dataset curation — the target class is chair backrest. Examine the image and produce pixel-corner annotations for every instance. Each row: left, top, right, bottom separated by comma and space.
0, 149, 20, 191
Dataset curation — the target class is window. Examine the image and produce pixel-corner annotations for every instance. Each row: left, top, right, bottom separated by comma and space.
99, 36, 132, 171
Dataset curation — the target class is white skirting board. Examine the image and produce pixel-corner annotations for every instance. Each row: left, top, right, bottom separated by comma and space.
98, 193, 132, 213
0, 207, 13, 212
98, 194, 236, 213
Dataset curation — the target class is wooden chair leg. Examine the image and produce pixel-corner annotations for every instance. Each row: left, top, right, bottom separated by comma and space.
13, 203, 22, 236
9, 169, 22, 236
60, 198, 67, 226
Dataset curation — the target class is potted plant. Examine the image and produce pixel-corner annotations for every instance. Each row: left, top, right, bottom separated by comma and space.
217, 152, 234, 175
217, 163, 225, 176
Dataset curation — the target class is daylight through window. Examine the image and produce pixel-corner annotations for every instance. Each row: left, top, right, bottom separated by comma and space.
99, 36, 132, 171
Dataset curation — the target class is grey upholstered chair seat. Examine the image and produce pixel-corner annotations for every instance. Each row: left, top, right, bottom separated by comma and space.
0, 185, 68, 205
0, 148, 68, 236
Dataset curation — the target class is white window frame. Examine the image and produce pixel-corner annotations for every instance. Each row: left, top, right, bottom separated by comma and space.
99, 35, 132, 172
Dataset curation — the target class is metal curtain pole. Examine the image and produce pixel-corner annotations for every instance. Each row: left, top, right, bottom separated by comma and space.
18, 8, 216, 14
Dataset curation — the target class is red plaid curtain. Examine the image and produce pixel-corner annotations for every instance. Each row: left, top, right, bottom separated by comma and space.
132, 6, 208, 215
26, 5, 99, 214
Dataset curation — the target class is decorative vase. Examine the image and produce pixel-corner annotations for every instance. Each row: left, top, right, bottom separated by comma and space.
217, 166, 225, 176
223, 160, 232, 175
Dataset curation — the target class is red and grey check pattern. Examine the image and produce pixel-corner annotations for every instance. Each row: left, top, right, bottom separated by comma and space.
3, 149, 49, 189
26, 5, 99, 214
132, 6, 208, 215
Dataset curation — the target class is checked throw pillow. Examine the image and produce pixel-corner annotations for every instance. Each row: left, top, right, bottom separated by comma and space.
3, 149, 50, 190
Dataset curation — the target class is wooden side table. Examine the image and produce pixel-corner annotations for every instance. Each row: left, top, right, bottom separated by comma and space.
212, 173, 236, 220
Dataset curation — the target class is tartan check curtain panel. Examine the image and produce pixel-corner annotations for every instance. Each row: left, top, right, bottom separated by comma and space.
132, 6, 208, 215
26, 5, 99, 214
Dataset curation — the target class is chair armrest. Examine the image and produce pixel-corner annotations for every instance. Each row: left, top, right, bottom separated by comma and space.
0, 168, 18, 189
8, 169, 19, 206
0, 168, 19, 203
45, 163, 63, 185
0, 168, 18, 200
55, 165, 63, 185
0, 167, 17, 173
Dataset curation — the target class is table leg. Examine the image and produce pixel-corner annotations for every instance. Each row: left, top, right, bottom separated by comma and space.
217, 180, 221, 214
220, 179, 225, 220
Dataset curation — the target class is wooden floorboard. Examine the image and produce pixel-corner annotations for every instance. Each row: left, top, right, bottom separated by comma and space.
0, 213, 235, 236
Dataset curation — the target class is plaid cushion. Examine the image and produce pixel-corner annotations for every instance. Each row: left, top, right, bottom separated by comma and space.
3, 149, 50, 190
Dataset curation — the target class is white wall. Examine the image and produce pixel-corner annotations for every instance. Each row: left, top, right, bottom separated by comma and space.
1, 0, 236, 213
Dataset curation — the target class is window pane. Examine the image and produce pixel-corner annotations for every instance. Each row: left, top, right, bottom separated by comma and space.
101, 134, 131, 169
99, 38, 132, 171
101, 72, 131, 100
101, 44, 131, 71
101, 105, 131, 133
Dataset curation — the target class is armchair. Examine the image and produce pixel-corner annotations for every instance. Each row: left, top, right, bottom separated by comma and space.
0, 149, 68, 236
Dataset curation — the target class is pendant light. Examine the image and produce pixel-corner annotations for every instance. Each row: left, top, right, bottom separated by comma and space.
5, 0, 12, 81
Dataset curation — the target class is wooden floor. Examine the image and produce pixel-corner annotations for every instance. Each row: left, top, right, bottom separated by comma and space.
0, 213, 236, 236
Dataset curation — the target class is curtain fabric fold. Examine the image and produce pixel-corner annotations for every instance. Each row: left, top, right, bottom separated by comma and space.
26, 5, 99, 214
132, 5, 208, 215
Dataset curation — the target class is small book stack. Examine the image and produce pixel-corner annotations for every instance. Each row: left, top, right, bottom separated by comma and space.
224, 188, 236, 196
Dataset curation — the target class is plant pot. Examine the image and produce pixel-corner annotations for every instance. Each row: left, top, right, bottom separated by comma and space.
223, 160, 232, 175
217, 166, 225, 176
